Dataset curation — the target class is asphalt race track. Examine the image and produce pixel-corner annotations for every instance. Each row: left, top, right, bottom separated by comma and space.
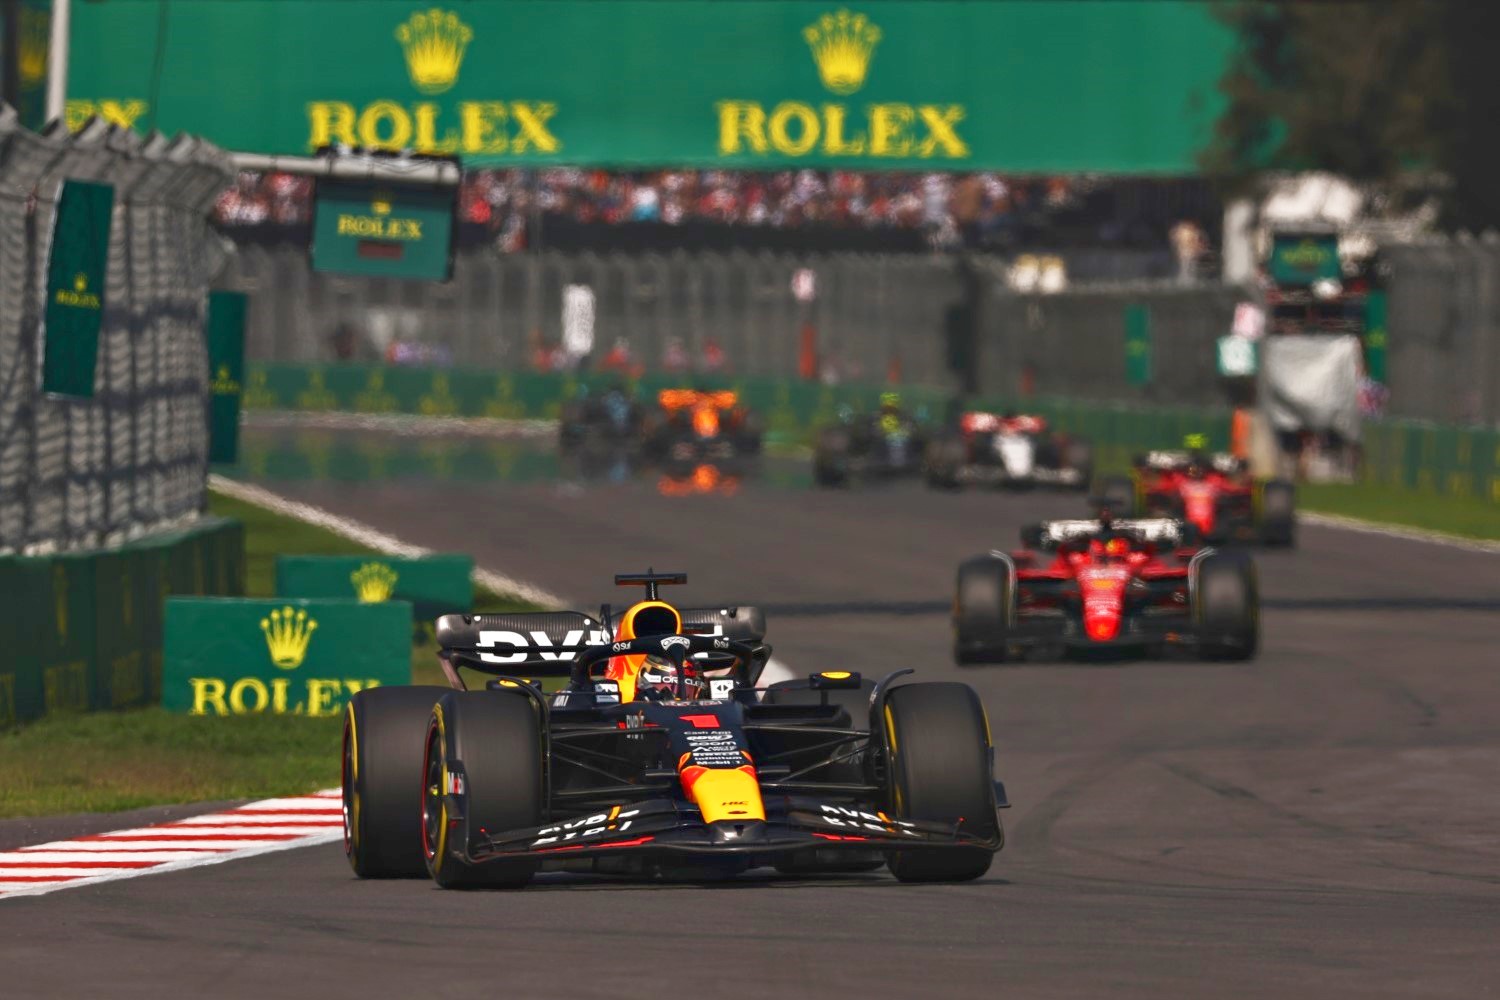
4, 437, 1499, 999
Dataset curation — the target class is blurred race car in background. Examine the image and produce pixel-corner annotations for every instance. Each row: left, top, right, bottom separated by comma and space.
1098, 443, 1296, 547
813, 393, 930, 487
642, 388, 763, 464
925, 412, 1092, 491
953, 514, 1258, 664
559, 382, 643, 452
342, 571, 1006, 888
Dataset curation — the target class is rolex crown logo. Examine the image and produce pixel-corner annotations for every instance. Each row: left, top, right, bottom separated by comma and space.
74, 273, 88, 293
351, 562, 399, 604
261, 606, 317, 670
395, 7, 473, 95
803, 8, 881, 95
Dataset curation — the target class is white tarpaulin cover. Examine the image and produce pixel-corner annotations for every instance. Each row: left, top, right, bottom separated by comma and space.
1261, 335, 1363, 443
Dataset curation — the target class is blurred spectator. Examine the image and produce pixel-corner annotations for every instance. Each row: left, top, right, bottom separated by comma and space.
214, 168, 1219, 264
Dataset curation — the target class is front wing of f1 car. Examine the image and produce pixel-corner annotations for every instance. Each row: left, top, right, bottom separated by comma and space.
453, 794, 1005, 866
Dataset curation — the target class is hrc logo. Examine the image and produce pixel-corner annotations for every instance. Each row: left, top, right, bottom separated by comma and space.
395, 7, 473, 95
803, 9, 881, 95
260, 606, 318, 670
351, 562, 399, 604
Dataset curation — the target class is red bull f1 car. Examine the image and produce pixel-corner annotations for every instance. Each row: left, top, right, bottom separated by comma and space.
1100, 449, 1296, 547
954, 516, 1259, 663
343, 572, 1005, 887
925, 412, 1092, 491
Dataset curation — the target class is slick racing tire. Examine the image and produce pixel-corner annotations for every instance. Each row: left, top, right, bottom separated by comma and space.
1194, 551, 1260, 661
924, 437, 965, 490
423, 691, 544, 889
953, 555, 1013, 664
343, 685, 448, 878
1259, 479, 1297, 547
1099, 474, 1136, 517
813, 427, 852, 488
882, 683, 1000, 883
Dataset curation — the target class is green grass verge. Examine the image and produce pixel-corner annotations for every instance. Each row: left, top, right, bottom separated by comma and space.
0, 489, 544, 819
1297, 482, 1500, 542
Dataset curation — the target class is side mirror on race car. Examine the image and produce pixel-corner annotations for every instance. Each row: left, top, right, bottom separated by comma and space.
809, 670, 863, 690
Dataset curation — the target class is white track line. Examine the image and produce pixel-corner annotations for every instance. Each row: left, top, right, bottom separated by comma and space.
208, 474, 569, 607
1299, 511, 1500, 554
0, 793, 343, 900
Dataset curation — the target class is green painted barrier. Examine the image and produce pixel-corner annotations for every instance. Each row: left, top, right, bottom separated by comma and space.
161, 598, 412, 717
276, 554, 473, 621
0, 517, 245, 728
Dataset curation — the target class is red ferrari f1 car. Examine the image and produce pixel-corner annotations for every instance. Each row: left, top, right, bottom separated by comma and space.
925, 412, 1091, 490
954, 515, 1259, 663
343, 572, 1005, 887
1100, 449, 1296, 547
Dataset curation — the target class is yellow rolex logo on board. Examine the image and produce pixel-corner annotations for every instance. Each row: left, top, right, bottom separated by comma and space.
396, 7, 473, 95
804, 9, 881, 95
261, 606, 317, 670
351, 562, 399, 603
715, 6, 967, 161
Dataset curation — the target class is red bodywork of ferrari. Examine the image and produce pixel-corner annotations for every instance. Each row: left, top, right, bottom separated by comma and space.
1012, 534, 1197, 644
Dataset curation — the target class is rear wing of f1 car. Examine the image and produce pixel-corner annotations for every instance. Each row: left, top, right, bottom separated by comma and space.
1034, 517, 1185, 547
1138, 450, 1243, 474
435, 606, 767, 675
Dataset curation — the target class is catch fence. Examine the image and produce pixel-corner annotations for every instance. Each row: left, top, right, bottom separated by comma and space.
0, 110, 231, 553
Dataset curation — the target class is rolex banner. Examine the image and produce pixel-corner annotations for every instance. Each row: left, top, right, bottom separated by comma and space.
65, 1, 1232, 172
161, 598, 412, 716
275, 554, 474, 622
207, 291, 248, 464
311, 180, 455, 280
40, 180, 114, 398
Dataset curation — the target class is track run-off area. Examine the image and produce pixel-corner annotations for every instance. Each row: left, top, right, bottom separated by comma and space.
3, 433, 1498, 999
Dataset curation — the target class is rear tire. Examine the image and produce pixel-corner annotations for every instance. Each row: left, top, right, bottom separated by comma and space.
1099, 474, 1136, 517
882, 683, 1000, 882
954, 555, 1013, 664
1259, 479, 1297, 547
1194, 551, 1259, 661
343, 686, 448, 878
813, 428, 852, 488
925, 437, 965, 490
423, 691, 544, 889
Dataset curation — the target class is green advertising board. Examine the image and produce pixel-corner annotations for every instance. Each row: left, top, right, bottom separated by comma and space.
40, 179, 114, 398
162, 598, 412, 716
1124, 305, 1151, 387
207, 291, 248, 463
311, 181, 455, 280
1268, 233, 1341, 287
276, 554, 473, 621
66, 1, 1231, 171
1364, 289, 1388, 383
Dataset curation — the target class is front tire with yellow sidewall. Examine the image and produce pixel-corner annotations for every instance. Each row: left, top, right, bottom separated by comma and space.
882, 683, 1000, 883
343, 685, 448, 878
423, 690, 543, 889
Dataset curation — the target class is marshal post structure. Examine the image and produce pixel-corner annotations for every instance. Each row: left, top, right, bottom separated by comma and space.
65, 1, 1232, 172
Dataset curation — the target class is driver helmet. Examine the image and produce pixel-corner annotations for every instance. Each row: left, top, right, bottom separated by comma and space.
1185, 458, 1207, 480
1090, 536, 1132, 563
635, 656, 706, 701
879, 391, 902, 414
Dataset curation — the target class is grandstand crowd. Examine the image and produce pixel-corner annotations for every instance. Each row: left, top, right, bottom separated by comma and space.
215, 167, 1218, 263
